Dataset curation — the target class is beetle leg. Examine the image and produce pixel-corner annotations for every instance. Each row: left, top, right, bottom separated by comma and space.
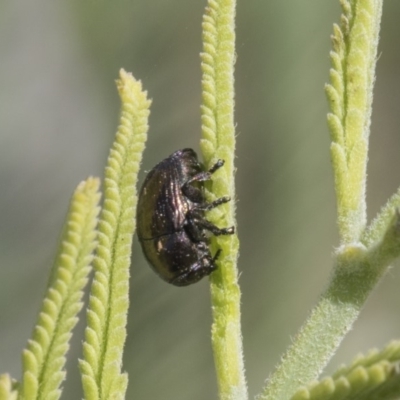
196, 196, 231, 211
181, 159, 225, 202
187, 159, 225, 185
171, 252, 217, 286
184, 216, 205, 242
182, 172, 210, 202
187, 210, 235, 236
208, 159, 225, 174
181, 183, 204, 203
195, 219, 235, 236
186, 206, 235, 237
212, 248, 222, 262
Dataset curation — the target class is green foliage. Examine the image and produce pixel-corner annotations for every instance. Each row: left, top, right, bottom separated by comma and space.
201, 1, 247, 399
79, 70, 151, 400
325, 0, 382, 244
18, 177, 101, 400
361, 188, 400, 247
258, 1, 400, 399
0, 374, 18, 400
290, 341, 400, 400
3, 1, 400, 400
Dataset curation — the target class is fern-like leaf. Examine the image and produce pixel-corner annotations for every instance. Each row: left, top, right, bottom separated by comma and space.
326, 0, 383, 244
79, 69, 151, 400
18, 177, 101, 400
0, 374, 19, 400
362, 186, 400, 248
290, 341, 400, 400
258, 3, 386, 400
200, 1, 246, 400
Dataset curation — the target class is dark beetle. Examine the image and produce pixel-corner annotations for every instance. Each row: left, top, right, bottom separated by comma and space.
137, 148, 234, 286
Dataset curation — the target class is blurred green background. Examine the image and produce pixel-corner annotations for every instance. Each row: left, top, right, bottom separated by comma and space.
1, 1, 400, 399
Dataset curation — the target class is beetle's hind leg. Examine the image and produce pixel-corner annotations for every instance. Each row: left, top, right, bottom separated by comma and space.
187, 209, 235, 236
171, 246, 217, 286
196, 218, 235, 236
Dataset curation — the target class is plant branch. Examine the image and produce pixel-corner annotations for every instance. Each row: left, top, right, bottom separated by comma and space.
200, 0, 247, 399
257, 1, 388, 399
79, 70, 151, 400
19, 177, 101, 400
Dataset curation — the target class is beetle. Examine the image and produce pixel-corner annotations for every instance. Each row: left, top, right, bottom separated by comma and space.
136, 148, 234, 286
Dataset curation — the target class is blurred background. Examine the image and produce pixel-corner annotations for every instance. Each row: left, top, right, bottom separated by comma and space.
0, 1, 399, 399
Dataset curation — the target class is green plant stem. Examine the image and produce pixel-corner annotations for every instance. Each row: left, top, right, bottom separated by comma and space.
258, 238, 393, 400
200, 0, 247, 399
258, 1, 390, 399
